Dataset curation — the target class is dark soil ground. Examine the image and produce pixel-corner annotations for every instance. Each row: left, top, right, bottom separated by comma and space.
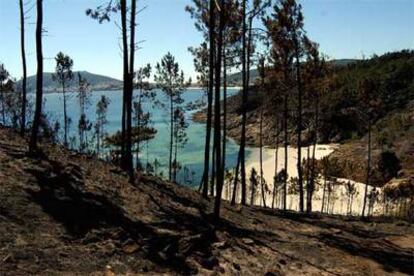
0, 127, 413, 275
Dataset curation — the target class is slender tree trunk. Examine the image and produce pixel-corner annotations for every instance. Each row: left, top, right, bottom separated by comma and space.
200, 0, 216, 198
135, 97, 141, 170
169, 96, 174, 181
238, 0, 247, 206
213, 0, 224, 219
283, 93, 288, 210
222, 45, 227, 179
362, 118, 371, 217
19, 0, 27, 137
121, 99, 126, 160
211, 136, 216, 196
120, 0, 129, 172
63, 84, 68, 146
246, 16, 253, 88
231, 150, 241, 205
295, 40, 304, 213
321, 173, 327, 213
327, 184, 331, 214
29, 0, 43, 153
272, 118, 279, 209
173, 126, 178, 182
126, 0, 137, 181
260, 107, 266, 208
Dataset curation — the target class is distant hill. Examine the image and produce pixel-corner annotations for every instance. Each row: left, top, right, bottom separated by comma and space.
227, 59, 358, 86
21, 71, 123, 93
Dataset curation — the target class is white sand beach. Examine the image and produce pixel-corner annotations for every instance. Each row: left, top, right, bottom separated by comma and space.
224, 144, 384, 216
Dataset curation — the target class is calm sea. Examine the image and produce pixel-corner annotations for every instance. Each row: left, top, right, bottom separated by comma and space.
41, 88, 252, 187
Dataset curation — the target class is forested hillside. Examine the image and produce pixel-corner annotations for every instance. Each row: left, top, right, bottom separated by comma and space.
194, 50, 414, 187
227, 59, 359, 86
319, 51, 413, 142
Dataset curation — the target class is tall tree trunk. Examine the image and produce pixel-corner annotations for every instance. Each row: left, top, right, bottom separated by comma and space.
260, 107, 266, 208
200, 0, 216, 198
126, 0, 137, 181
295, 40, 304, 213
173, 125, 178, 182
362, 118, 371, 217
231, 150, 241, 205
169, 96, 174, 181
135, 97, 141, 170
19, 0, 27, 137
213, 0, 224, 219
29, 0, 43, 153
120, 0, 129, 172
283, 93, 288, 210
272, 117, 279, 209
63, 84, 68, 146
238, 0, 247, 206
222, 45, 227, 180
211, 136, 216, 196
121, 97, 126, 160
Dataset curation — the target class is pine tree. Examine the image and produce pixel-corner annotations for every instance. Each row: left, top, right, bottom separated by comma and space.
29, 0, 43, 153
154, 53, 190, 182
186, 0, 212, 198
86, 0, 137, 181
77, 73, 92, 153
95, 95, 110, 155
53, 52, 74, 147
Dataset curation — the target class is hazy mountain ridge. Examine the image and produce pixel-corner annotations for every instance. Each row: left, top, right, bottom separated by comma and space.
21, 71, 123, 93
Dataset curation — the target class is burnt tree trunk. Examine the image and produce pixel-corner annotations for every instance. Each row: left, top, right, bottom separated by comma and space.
29, 0, 43, 153
125, 0, 137, 181
213, 0, 224, 219
120, 0, 129, 173
362, 118, 371, 217
200, 0, 216, 198
238, 0, 247, 205
295, 39, 304, 213
19, 0, 27, 137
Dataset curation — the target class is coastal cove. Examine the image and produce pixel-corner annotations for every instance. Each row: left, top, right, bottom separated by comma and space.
40, 88, 247, 186
40, 88, 377, 217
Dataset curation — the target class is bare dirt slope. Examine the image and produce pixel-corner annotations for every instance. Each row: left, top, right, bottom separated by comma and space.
0, 127, 413, 275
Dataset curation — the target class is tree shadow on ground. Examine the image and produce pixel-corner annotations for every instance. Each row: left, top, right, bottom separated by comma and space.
25, 158, 200, 274
255, 207, 413, 274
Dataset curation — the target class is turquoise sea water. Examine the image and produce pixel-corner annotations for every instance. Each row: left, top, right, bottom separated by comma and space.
41, 88, 251, 187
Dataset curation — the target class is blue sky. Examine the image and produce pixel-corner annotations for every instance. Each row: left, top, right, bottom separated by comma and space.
1, 0, 413, 80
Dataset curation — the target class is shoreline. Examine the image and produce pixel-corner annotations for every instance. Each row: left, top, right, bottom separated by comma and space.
241, 144, 384, 216
240, 144, 383, 216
